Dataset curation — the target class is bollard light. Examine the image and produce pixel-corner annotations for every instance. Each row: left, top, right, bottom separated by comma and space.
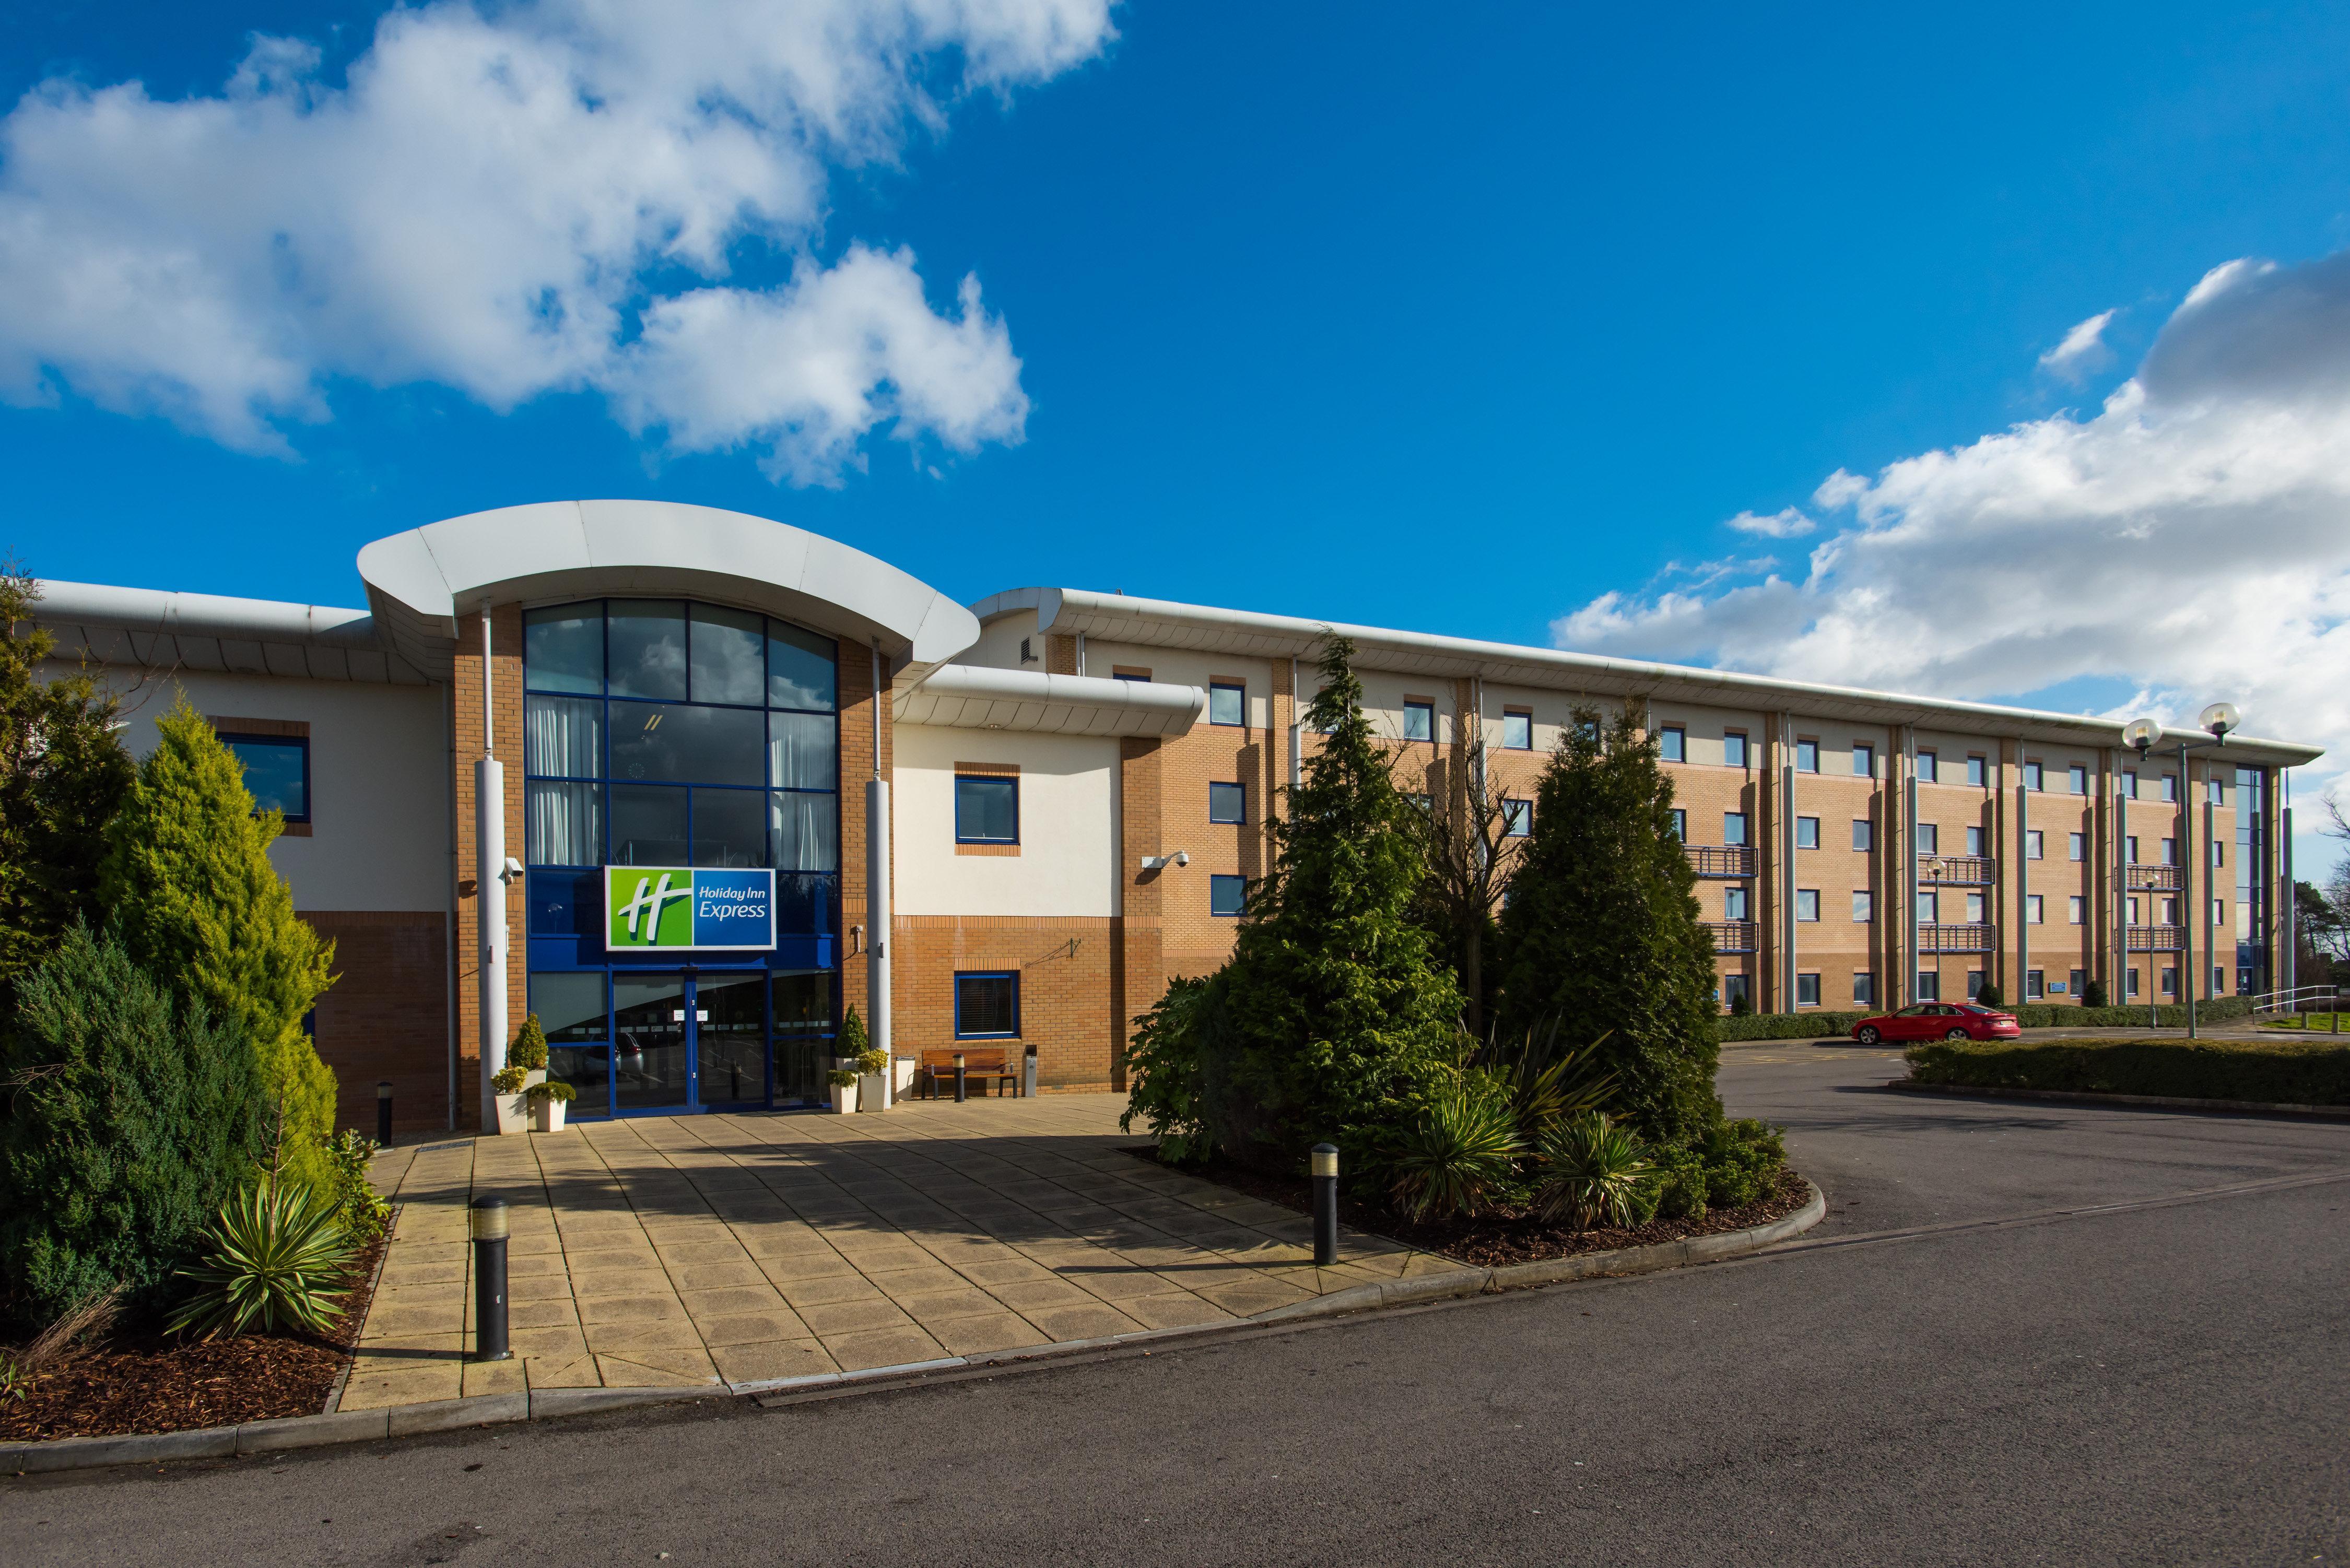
470, 1195, 511, 1362
376, 1080, 394, 1146
954, 1051, 968, 1104
1311, 1142, 1340, 1267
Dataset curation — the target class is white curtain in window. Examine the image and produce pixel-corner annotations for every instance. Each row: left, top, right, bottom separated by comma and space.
527, 781, 603, 866
527, 696, 602, 779
768, 712, 837, 791
769, 792, 839, 870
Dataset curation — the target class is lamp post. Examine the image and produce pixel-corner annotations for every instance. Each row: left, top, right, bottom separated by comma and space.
2122, 702, 2240, 1042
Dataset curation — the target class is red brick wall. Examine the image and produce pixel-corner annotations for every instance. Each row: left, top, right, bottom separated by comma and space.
308, 911, 449, 1135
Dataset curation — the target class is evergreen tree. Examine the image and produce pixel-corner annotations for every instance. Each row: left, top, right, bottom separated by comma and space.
100, 700, 338, 1187
0, 923, 267, 1329
1198, 638, 1463, 1172
1495, 703, 1723, 1149
0, 568, 135, 1007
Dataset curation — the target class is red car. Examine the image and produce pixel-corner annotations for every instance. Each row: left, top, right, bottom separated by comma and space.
1851, 1002, 2022, 1045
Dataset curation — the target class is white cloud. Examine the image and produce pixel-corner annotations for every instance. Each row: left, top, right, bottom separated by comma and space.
2037, 307, 2118, 382
1724, 506, 1814, 538
1553, 246, 2350, 799
0, 0, 1113, 476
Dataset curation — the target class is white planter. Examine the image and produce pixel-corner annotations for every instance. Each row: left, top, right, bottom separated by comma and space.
531, 1094, 568, 1133
892, 1057, 917, 1095
495, 1068, 545, 1135
830, 1081, 859, 1115
857, 1071, 888, 1112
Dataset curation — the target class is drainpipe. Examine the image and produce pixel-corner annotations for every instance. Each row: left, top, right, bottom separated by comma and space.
1903, 726, 1918, 1005
1288, 656, 1302, 788
476, 599, 508, 1134
1780, 713, 1795, 1012
867, 641, 892, 1109
2115, 758, 2130, 1005
2015, 775, 2028, 1004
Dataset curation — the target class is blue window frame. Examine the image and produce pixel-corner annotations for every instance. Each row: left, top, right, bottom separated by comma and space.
220, 733, 310, 823
1209, 875, 1247, 917
1503, 798, 1531, 837
1208, 682, 1246, 727
1795, 739, 1819, 773
1403, 700, 1434, 742
1208, 782, 1246, 824
954, 972, 1019, 1038
955, 775, 1019, 844
1502, 710, 1532, 750
1660, 725, 1685, 762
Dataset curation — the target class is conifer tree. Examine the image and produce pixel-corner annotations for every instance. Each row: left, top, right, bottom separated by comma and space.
1494, 702, 1723, 1148
1201, 638, 1463, 1171
100, 700, 338, 1187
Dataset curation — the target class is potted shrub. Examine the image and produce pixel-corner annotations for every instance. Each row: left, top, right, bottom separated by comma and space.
527, 1079, 575, 1133
826, 1066, 860, 1115
491, 1014, 550, 1135
841, 1005, 889, 1112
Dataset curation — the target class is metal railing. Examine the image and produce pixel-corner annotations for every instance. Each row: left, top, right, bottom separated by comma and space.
1917, 855, 1996, 886
1703, 919, 1758, 952
2125, 925, 2185, 952
2248, 984, 2345, 1022
1919, 922, 1995, 953
2125, 864, 2184, 891
1686, 844, 1757, 879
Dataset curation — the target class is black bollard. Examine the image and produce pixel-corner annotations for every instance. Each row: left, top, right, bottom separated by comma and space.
376, 1080, 393, 1146
470, 1196, 511, 1361
954, 1052, 968, 1104
1311, 1142, 1339, 1266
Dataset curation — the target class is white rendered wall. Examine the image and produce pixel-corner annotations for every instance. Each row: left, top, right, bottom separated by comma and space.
891, 723, 1120, 918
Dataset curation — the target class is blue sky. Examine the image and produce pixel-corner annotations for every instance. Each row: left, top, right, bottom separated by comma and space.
7, 1, 2350, 868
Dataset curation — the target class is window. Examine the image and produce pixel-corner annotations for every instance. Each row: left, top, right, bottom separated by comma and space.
2069, 895, 2085, 924
2026, 894, 2043, 925
1853, 971, 1876, 1006
1797, 816, 1819, 849
1668, 808, 1686, 841
2206, 776, 2223, 805
2160, 965, 2178, 997
954, 775, 1018, 844
2069, 832, 2085, 862
1917, 749, 1937, 784
954, 972, 1018, 1038
1208, 782, 1246, 824
1724, 732, 1749, 768
1967, 755, 1988, 787
1796, 973, 1821, 1007
2213, 966, 2227, 994
2126, 968, 2142, 998
1852, 890, 1874, 923
2125, 836, 2140, 864
1723, 812, 1749, 845
2069, 969, 2085, 997
1796, 739, 1819, 773
2026, 830, 2043, 860
2161, 837, 2177, 865
1917, 972, 1941, 1002
1722, 974, 1752, 1009
1724, 886, 1750, 920
2126, 896, 2140, 926
1208, 682, 1246, 727
1112, 666, 1151, 682
1853, 818, 1874, 852
2211, 840, 2225, 868
2123, 768, 2142, 798
1853, 742, 1875, 778
1502, 710, 1532, 750
220, 733, 310, 823
2022, 760, 2042, 791
1966, 826, 1984, 856
2070, 763, 2088, 795
2026, 969, 2045, 1000
2160, 774, 2177, 803
1660, 725, 1686, 762
1966, 970, 1987, 999
1918, 891, 1939, 923
2213, 898, 2227, 927
1966, 891, 1986, 922
1796, 889, 1820, 922
1402, 700, 1434, 743
1209, 875, 1247, 917
2160, 895, 2179, 925
1407, 793, 1433, 815
1503, 798, 1532, 838
1916, 823, 1938, 855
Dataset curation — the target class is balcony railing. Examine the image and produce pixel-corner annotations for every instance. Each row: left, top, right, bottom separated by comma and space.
1686, 844, 1757, 879
2126, 864, 2184, 891
1919, 922, 1995, 953
1918, 855, 1996, 886
1703, 919, 1758, 952
2127, 924, 2186, 952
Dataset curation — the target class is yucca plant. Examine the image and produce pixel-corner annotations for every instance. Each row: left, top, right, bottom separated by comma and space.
1536, 1111, 1655, 1230
1389, 1074, 1523, 1221
166, 1183, 357, 1340
1476, 1015, 1618, 1142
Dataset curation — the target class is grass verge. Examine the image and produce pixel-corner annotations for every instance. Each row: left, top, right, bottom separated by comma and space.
1905, 1036, 2350, 1106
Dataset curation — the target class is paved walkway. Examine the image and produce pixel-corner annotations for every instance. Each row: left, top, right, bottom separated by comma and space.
342, 1094, 1440, 1410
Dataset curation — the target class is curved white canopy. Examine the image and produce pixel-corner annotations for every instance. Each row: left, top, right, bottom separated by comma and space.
359, 500, 980, 678
895, 664, 1202, 737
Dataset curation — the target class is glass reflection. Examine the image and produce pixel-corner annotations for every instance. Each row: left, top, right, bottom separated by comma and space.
611, 785, 689, 864
769, 712, 837, 791
690, 605, 766, 706
613, 973, 690, 1110
608, 600, 688, 701
770, 791, 838, 871
691, 788, 767, 868
609, 702, 763, 786
697, 973, 767, 1104
525, 605, 603, 694
768, 621, 837, 711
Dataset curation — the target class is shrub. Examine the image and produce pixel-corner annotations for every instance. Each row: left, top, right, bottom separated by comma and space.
1473, 1015, 1616, 1144
854, 1048, 889, 1076
490, 1064, 529, 1094
1120, 975, 1216, 1162
509, 1013, 548, 1072
100, 701, 337, 1189
0, 923, 266, 1330
525, 1080, 576, 1102
2081, 978, 2108, 1008
1388, 1073, 1521, 1221
1728, 990, 1753, 1017
167, 1183, 357, 1340
840, 1004, 869, 1055
321, 1129, 390, 1243
1651, 1145, 1710, 1220
1697, 1118, 1787, 1209
1906, 1038, 2350, 1105
825, 1067, 859, 1089
1975, 982, 2004, 1008
1535, 1112, 1654, 1229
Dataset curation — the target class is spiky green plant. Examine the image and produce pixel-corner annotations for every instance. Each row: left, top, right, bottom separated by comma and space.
1476, 1015, 1618, 1140
1388, 1074, 1522, 1221
166, 1184, 357, 1340
1536, 1111, 1655, 1230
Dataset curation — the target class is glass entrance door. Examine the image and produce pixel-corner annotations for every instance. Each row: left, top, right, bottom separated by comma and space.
696, 972, 769, 1107
613, 972, 691, 1112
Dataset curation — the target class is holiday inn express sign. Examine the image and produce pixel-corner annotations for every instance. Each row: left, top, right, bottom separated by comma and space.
605, 867, 777, 951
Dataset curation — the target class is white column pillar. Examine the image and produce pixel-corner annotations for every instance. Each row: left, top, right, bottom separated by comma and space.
478, 755, 507, 1132
866, 777, 892, 1109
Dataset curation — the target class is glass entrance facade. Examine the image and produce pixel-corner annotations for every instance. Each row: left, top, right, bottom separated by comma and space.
522, 599, 841, 1116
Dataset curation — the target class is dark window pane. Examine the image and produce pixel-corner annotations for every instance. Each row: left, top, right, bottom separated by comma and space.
611, 784, 689, 865
526, 781, 602, 866
526, 869, 597, 936
1208, 782, 1245, 824
769, 620, 837, 711
769, 711, 837, 790
690, 604, 766, 706
770, 791, 839, 870
609, 701, 763, 785
608, 600, 688, 700
697, 972, 768, 1104
525, 695, 601, 778
691, 787, 767, 868
955, 775, 1018, 843
223, 736, 308, 820
770, 969, 835, 1033
955, 973, 1017, 1037
546, 1044, 609, 1114
1403, 702, 1433, 742
775, 873, 837, 934
525, 604, 603, 694
1209, 875, 1246, 916
530, 971, 607, 1043
612, 972, 689, 1110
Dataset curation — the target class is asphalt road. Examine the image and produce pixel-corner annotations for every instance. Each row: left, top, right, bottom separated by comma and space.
15, 1048, 2350, 1567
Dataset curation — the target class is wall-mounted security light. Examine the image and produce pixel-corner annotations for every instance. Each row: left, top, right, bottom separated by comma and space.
1140, 851, 1191, 871
500, 857, 524, 883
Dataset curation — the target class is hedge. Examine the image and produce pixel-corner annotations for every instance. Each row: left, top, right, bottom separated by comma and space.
1718, 993, 2255, 1042
1905, 1036, 2350, 1106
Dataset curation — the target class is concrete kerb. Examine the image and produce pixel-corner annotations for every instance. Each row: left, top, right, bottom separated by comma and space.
1889, 1078, 2350, 1121
0, 1181, 1828, 1478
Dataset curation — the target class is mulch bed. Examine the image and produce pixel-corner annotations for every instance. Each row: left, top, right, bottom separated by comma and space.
0, 1230, 389, 1445
1133, 1147, 1811, 1269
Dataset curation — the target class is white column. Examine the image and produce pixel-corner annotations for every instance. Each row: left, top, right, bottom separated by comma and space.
866, 777, 892, 1109
478, 754, 507, 1132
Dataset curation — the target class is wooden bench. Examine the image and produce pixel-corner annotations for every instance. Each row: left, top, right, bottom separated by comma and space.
915, 1047, 1023, 1099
